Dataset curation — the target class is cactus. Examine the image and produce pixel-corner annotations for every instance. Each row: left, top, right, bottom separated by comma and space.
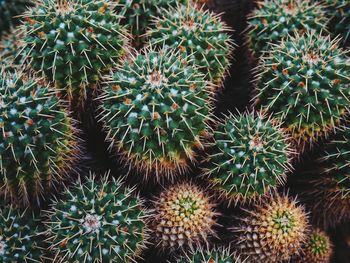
0, 29, 26, 69
0, 205, 47, 262
0, 0, 33, 37
0, 67, 79, 205
203, 112, 293, 205
254, 31, 350, 150
46, 174, 149, 263
147, 3, 233, 84
233, 193, 309, 263
21, 0, 129, 104
247, 0, 328, 56
151, 182, 217, 250
296, 228, 332, 263
176, 246, 244, 263
97, 48, 212, 180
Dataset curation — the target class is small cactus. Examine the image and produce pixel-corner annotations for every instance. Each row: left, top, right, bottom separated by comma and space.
203, 111, 293, 205
233, 193, 309, 263
46, 173, 149, 263
254, 31, 350, 149
247, 0, 328, 56
98, 48, 212, 180
147, 3, 233, 84
151, 182, 218, 250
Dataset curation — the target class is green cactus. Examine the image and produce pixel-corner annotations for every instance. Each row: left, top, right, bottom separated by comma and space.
0, 29, 26, 69
233, 193, 309, 263
203, 112, 292, 205
147, 3, 233, 84
46, 173, 149, 263
247, 0, 328, 56
0, 67, 79, 205
98, 48, 211, 180
152, 182, 218, 250
21, 0, 129, 104
0, 205, 48, 262
254, 31, 350, 150
176, 247, 244, 263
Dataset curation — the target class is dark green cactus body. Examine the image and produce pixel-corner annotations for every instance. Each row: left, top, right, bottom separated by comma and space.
148, 3, 233, 84
0, 68, 78, 204
176, 247, 243, 263
46, 175, 149, 263
254, 31, 350, 148
0, 30, 26, 69
21, 0, 128, 103
98, 49, 211, 179
204, 112, 291, 204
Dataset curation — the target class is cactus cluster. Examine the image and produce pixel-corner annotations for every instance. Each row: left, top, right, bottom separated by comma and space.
0, 67, 79, 204
46, 174, 149, 263
254, 31, 350, 149
147, 3, 233, 83
203, 112, 292, 204
98, 49, 211, 180
152, 182, 217, 250
176, 247, 244, 263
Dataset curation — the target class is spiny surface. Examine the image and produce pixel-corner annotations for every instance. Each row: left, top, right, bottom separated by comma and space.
147, 3, 233, 83
254, 31, 350, 149
98, 49, 211, 180
0, 68, 78, 205
247, 0, 327, 55
204, 112, 292, 204
176, 247, 244, 263
152, 183, 217, 249
47, 175, 148, 263
0, 30, 26, 70
234, 193, 309, 263
21, 0, 128, 102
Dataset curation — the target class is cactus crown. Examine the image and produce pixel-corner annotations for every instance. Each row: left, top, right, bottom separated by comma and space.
247, 0, 328, 55
304, 228, 332, 262
153, 182, 217, 249
98, 48, 211, 180
204, 112, 292, 204
147, 3, 233, 83
254, 31, 350, 148
21, 0, 128, 102
0, 68, 78, 204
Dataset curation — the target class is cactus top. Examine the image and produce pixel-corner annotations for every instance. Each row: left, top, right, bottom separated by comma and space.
255, 31, 350, 148
176, 247, 244, 263
204, 112, 292, 204
21, 0, 128, 101
147, 3, 233, 83
46, 174, 149, 263
0, 68, 77, 204
99, 49, 211, 180
247, 0, 327, 55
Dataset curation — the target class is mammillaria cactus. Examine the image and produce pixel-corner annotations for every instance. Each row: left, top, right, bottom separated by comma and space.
247, 0, 328, 56
0, 67, 79, 205
233, 193, 309, 263
176, 246, 244, 263
21, 0, 129, 105
147, 3, 233, 84
98, 48, 212, 180
254, 31, 350, 149
203, 111, 292, 205
46, 174, 149, 263
0, 205, 47, 262
151, 182, 218, 250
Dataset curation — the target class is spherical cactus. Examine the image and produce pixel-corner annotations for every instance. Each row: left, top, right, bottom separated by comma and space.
233, 193, 309, 263
176, 247, 244, 263
98, 48, 212, 180
247, 0, 328, 56
0, 0, 34, 37
46, 173, 149, 263
0, 205, 47, 262
0, 67, 79, 205
296, 228, 332, 263
21, 0, 129, 104
254, 31, 350, 150
147, 3, 233, 84
203, 112, 293, 205
151, 182, 218, 250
